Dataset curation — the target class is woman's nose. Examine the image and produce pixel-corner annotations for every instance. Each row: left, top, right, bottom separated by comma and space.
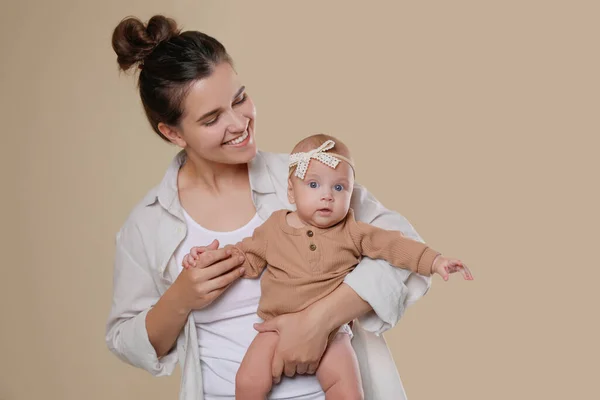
227, 110, 247, 132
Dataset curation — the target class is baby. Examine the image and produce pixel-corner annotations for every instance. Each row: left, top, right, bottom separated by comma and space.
183, 134, 473, 399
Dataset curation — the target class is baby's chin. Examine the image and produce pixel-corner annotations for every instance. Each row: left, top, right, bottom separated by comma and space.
308, 213, 345, 228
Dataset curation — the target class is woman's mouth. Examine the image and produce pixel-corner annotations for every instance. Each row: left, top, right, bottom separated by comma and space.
223, 131, 250, 146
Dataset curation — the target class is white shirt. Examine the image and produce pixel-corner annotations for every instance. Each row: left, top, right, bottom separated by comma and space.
106, 150, 432, 400
174, 210, 324, 399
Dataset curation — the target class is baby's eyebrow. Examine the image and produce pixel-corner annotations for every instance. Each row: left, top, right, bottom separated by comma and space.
304, 173, 321, 180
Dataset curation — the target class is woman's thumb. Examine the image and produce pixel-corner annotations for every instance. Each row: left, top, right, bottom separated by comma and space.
208, 239, 219, 249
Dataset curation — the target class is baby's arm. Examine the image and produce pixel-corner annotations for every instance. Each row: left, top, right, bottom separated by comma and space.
183, 217, 273, 278
349, 220, 472, 280
224, 233, 268, 278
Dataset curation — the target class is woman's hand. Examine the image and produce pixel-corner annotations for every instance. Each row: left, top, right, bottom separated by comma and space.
253, 308, 331, 383
173, 239, 246, 312
147, 240, 245, 358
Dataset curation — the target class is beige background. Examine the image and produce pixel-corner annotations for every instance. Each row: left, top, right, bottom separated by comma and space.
1, 0, 598, 399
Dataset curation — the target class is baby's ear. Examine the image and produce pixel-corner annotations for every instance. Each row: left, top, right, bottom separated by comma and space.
287, 178, 296, 204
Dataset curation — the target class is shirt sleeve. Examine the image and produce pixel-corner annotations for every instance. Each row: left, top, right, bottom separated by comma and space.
233, 215, 272, 278
349, 219, 440, 277
343, 182, 433, 335
105, 222, 178, 377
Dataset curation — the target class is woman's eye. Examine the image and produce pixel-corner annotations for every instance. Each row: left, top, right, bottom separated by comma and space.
309, 181, 319, 189
233, 93, 247, 106
334, 184, 344, 192
204, 94, 246, 126
204, 115, 219, 126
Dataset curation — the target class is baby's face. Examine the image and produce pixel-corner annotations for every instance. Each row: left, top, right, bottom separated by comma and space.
288, 160, 354, 228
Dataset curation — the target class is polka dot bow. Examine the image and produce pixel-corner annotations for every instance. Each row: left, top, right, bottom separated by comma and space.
289, 140, 341, 180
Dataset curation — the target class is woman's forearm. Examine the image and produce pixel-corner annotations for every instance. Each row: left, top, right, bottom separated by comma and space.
308, 283, 372, 332
145, 283, 191, 358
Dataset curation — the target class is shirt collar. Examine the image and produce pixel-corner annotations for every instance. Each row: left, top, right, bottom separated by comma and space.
248, 151, 277, 194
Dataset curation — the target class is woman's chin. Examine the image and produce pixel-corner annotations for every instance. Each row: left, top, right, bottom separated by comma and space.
226, 144, 258, 164
221, 134, 257, 162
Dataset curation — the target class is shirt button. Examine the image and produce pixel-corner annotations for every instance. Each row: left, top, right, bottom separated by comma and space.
309, 244, 317, 251
307, 230, 314, 237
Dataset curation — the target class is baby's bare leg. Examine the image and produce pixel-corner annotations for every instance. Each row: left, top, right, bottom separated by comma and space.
316, 332, 364, 400
236, 331, 279, 400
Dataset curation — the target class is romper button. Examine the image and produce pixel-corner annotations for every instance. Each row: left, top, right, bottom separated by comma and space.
309, 244, 317, 251
307, 230, 314, 237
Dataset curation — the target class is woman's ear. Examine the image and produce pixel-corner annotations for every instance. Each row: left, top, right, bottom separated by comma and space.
158, 122, 187, 148
287, 178, 296, 204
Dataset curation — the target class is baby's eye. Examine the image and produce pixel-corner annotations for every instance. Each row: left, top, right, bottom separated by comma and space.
309, 181, 319, 189
334, 184, 344, 192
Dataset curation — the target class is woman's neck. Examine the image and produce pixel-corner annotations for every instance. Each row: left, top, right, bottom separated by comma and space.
179, 153, 249, 195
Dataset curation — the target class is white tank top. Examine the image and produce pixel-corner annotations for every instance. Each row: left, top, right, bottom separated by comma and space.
175, 209, 325, 400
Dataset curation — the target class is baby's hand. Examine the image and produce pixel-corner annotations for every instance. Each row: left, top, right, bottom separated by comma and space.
182, 246, 206, 269
432, 256, 473, 281
182, 244, 242, 269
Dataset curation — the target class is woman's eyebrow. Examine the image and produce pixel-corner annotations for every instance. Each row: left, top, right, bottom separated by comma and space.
234, 85, 246, 99
196, 86, 246, 122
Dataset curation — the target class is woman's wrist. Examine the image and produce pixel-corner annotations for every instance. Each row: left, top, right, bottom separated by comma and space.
146, 281, 191, 358
163, 279, 192, 317
306, 283, 372, 333
306, 300, 338, 333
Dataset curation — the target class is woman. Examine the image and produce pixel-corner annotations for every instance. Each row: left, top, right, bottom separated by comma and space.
105, 15, 431, 400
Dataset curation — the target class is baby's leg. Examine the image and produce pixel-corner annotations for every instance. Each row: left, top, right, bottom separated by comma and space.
236, 331, 279, 400
316, 332, 364, 400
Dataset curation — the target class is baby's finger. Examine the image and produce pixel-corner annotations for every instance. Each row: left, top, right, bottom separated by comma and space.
193, 240, 220, 257
191, 247, 202, 259
447, 260, 464, 274
461, 264, 474, 280
437, 266, 449, 281
183, 255, 194, 269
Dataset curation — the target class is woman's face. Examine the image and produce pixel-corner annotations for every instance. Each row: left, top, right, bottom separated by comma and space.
164, 62, 257, 165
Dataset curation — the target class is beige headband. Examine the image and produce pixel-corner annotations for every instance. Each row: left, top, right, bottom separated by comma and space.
288, 140, 354, 180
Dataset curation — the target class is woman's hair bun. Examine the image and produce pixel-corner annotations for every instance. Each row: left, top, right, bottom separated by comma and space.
111, 15, 180, 71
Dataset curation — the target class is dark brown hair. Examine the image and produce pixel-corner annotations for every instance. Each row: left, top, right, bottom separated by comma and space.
111, 15, 233, 142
